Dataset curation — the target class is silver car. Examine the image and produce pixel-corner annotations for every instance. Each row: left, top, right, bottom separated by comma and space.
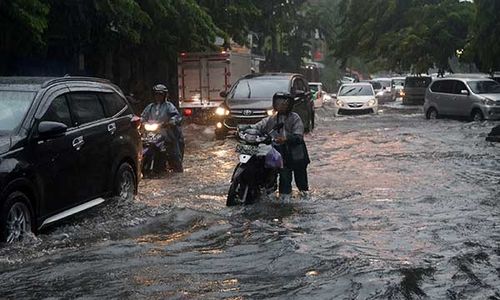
424, 78, 500, 121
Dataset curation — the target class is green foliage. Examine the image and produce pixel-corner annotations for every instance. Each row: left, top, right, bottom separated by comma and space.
465, 0, 500, 72
333, 0, 474, 74
0, 0, 49, 47
197, 0, 260, 46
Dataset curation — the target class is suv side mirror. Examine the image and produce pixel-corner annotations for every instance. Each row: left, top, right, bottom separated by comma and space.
38, 121, 67, 138
220, 91, 228, 98
460, 89, 469, 95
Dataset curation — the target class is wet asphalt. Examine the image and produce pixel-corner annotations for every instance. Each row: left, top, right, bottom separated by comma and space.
1, 102, 500, 299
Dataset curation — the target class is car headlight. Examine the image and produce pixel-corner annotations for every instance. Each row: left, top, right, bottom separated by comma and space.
267, 109, 274, 116
144, 123, 160, 131
336, 99, 344, 107
483, 98, 495, 106
215, 107, 227, 116
367, 99, 376, 106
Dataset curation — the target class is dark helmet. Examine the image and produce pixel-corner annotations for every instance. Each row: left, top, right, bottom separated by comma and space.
272, 92, 294, 112
152, 84, 168, 94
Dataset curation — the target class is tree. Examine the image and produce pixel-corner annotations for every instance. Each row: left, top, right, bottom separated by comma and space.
465, 0, 500, 72
332, 0, 474, 74
0, 0, 49, 73
197, 0, 260, 46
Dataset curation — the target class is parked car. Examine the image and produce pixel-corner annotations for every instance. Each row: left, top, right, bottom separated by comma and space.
214, 73, 314, 139
333, 83, 378, 116
424, 77, 500, 121
0, 77, 142, 243
402, 76, 432, 105
372, 78, 393, 103
308, 82, 326, 108
390, 77, 405, 101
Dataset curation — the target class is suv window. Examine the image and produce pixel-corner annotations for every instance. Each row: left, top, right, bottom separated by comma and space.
100, 92, 129, 117
69, 92, 106, 125
440, 80, 454, 94
453, 81, 468, 94
293, 78, 307, 93
430, 81, 442, 93
42, 95, 73, 127
405, 77, 432, 88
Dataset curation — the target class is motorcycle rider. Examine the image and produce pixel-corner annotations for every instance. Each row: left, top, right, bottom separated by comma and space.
251, 92, 310, 201
141, 84, 183, 172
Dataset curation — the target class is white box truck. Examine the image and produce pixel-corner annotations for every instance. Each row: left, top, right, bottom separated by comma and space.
177, 51, 260, 121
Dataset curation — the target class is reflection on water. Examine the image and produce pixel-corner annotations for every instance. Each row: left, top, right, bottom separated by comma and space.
1, 109, 500, 299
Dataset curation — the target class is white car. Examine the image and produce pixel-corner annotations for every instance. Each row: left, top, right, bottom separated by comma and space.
333, 83, 378, 116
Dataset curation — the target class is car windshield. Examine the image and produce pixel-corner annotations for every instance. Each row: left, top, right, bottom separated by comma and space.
376, 80, 391, 88
309, 85, 319, 92
230, 79, 289, 99
405, 77, 432, 88
370, 81, 382, 90
0, 90, 35, 134
392, 79, 405, 87
339, 85, 373, 96
467, 80, 500, 94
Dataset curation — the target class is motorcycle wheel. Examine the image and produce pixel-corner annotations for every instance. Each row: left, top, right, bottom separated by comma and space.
227, 179, 251, 206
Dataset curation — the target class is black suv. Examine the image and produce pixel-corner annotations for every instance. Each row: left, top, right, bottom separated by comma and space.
0, 77, 142, 243
214, 73, 314, 139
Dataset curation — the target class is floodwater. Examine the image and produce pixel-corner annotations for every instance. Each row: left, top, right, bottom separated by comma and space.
1, 103, 500, 299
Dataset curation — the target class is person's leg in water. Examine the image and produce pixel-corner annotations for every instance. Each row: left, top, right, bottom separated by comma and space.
166, 141, 183, 173
278, 167, 293, 202
293, 164, 309, 198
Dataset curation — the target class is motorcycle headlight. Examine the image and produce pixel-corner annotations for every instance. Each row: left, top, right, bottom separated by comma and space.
367, 99, 376, 106
376, 91, 384, 97
483, 98, 495, 106
267, 109, 275, 116
336, 99, 344, 107
215, 107, 227, 116
144, 123, 160, 131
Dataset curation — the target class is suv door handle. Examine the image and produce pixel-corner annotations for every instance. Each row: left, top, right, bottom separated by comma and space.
108, 123, 117, 135
72, 136, 85, 150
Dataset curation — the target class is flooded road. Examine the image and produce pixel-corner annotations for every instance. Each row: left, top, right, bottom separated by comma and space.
1, 104, 500, 299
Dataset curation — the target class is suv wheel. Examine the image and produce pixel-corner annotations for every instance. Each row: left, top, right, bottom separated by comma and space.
114, 163, 136, 201
1, 192, 33, 244
471, 109, 484, 122
426, 107, 439, 119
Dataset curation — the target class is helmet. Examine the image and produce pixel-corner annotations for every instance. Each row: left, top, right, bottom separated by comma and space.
152, 84, 168, 94
272, 92, 294, 112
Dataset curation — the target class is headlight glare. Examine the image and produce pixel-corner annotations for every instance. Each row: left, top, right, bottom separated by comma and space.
267, 109, 274, 116
215, 107, 226, 116
144, 123, 160, 131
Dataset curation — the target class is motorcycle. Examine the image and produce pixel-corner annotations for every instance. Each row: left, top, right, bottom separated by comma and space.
141, 122, 167, 176
226, 123, 284, 206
